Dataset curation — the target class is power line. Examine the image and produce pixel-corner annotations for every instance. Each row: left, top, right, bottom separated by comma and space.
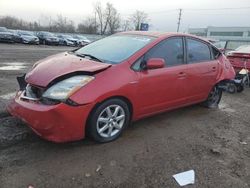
120, 6, 250, 17
185, 7, 250, 11
120, 9, 177, 16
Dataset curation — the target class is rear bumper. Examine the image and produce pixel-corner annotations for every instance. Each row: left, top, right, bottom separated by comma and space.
7, 91, 94, 142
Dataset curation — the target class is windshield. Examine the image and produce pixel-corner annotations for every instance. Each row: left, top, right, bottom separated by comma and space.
76, 35, 87, 40
75, 35, 155, 64
19, 31, 33, 36
65, 35, 74, 39
43, 32, 54, 37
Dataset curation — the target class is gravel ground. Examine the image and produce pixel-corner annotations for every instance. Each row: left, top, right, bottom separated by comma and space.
0, 43, 250, 188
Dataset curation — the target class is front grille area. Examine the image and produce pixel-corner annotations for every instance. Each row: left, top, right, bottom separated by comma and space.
23, 84, 60, 105
25, 84, 44, 99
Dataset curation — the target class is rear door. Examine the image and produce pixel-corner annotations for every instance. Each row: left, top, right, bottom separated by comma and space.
185, 37, 219, 102
134, 37, 189, 116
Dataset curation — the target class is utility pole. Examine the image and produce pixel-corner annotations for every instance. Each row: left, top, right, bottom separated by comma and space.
177, 8, 182, 32
94, 12, 97, 34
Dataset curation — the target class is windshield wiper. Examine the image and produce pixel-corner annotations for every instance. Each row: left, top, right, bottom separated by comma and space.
76, 53, 103, 63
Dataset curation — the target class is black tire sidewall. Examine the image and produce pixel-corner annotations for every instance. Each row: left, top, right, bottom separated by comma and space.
237, 85, 244, 93
87, 98, 130, 143
203, 86, 222, 108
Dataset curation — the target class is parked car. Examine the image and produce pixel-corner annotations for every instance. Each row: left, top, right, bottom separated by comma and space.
217, 40, 250, 55
37, 31, 59, 45
227, 45, 250, 73
0, 27, 14, 43
72, 35, 91, 46
57, 34, 77, 46
8, 29, 23, 43
16, 30, 39, 44
227, 45, 250, 90
8, 32, 235, 143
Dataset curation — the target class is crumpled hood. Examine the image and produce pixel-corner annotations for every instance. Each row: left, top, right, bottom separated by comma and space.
25, 52, 111, 87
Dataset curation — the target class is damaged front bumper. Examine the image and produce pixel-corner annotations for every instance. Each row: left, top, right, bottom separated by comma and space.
7, 90, 94, 143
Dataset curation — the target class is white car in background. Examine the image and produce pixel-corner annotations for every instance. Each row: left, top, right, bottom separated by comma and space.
72, 35, 91, 46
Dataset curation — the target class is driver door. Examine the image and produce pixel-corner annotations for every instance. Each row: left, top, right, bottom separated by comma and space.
135, 37, 189, 116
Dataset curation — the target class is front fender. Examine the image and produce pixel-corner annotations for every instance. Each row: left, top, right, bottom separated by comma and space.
69, 63, 139, 106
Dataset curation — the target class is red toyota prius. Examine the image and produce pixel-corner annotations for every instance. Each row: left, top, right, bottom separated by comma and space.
8, 31, 235, 143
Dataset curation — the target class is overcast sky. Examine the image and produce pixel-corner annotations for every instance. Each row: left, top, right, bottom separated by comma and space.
0, 0, 250, 31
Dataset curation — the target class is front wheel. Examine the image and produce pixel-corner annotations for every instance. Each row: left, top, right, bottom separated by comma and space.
202, 86, 222, 108
87, 99, 130, 143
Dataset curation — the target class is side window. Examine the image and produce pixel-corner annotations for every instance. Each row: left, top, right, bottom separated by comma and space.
131, 57, 143, 71
187, 38, 211, 63
144, 37, 184, 67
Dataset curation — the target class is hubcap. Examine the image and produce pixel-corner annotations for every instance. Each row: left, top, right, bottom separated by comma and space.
97, 105, 125, 138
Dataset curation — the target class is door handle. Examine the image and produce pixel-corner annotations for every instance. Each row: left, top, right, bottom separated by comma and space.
178, 72, 186, 78
212, 67, 216, 71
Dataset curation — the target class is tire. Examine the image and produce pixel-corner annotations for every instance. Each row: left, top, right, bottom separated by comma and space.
202, 85, 222, 108
87, 98, 130, 143
237, 85, 244, 93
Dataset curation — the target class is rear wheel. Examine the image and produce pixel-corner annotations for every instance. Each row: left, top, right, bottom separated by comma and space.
237, 85, 244, 93
202, 86, 222, 108
87, 99, 130, 143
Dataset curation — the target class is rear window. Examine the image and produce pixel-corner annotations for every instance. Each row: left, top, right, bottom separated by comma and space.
187, 38, 211, 63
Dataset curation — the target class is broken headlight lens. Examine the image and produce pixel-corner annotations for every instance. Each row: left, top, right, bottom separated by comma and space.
42, 75, 94, 100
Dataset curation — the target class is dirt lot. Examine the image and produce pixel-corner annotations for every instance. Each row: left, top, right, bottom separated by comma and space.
0, 43, 250, 188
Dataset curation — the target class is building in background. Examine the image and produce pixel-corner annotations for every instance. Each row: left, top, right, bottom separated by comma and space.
188, 26, 250, 52
188, 26, 250, 41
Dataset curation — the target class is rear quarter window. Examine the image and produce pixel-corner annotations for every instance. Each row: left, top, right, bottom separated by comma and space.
211, 47, 221, 59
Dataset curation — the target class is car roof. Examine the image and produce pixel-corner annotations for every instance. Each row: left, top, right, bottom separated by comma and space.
118, 31, 202, 39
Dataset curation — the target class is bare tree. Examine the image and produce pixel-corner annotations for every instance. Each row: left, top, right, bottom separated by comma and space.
121, 19, 132, 31
0, 15, 76, 33
94, 2, 120, 35
106, 3, 120, 34
52, 15, 75, 33
77, 17, 97, 34
94, 2, 106, 35
130, 10, 148, 31
0, 16, 26, 29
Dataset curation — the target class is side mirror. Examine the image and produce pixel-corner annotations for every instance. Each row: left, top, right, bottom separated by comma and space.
146, 58, 165, 69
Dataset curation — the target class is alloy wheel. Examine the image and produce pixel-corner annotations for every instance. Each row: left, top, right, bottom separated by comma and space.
96, 105, 125, 138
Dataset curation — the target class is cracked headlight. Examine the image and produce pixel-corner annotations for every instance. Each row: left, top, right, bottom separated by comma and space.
42, 75, 94, 100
